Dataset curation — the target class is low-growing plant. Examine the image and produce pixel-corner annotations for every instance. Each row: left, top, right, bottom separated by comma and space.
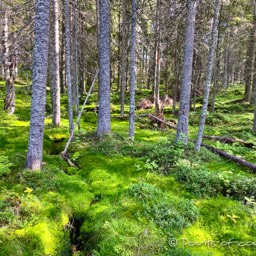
173, 162, 256, 200
20, 168, 61, 192
0, 156, 12, 177
129, 183, 198, 234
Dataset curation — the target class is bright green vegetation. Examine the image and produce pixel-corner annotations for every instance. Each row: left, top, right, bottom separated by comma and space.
0, 83, 256, 255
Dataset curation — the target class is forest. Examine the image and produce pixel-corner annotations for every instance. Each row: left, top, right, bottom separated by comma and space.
0, 0, 256, 255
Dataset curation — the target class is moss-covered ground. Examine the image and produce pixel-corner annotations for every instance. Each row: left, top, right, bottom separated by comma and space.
0, 81, 256, 255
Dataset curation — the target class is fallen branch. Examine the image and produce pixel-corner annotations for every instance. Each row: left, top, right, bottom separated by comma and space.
61, 70, 99, 157
203, 135, 255, 147
60, 152, 77, 167
200, 143, 256, 172
138, 114, 177, 130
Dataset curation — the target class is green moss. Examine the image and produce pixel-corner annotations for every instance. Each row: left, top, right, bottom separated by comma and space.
1, 82, 256, 255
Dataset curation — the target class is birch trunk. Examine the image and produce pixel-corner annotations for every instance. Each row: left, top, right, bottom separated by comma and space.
26, 0, 50, 170
2, 12, 16, 114
176, 0, 198, 143
64, 0, 74, 134
195, 0, 220, 152
97, 0, 111, 136
50, 0, 61, 126
129, 0, 137, 139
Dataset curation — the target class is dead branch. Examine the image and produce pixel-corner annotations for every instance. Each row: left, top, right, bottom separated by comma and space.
139, 114, 177, 130
203, 135, 255, 148
200, 143, 256, 172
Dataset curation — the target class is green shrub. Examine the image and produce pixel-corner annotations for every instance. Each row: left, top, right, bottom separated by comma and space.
20, 169, 61, 192
173, 162, 256, 200
129, 183, 198, 234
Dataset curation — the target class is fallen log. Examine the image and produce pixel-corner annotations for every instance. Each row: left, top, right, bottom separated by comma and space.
200, 142, 256, 172
138, 114, 256, 172
203, 135, 255, 148
139, 114, 177, 130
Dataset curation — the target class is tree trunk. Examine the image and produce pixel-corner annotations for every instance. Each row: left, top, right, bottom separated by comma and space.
222, 43, 229, 89
211, 46, 220, 112
26, 0, 50, 170
60, 18, 65, 94
97, 0, 111, 136
154, 0, 161, 114
120, 0, 127, 117
176, 0, 198, 143
64, 0, 74, 134
72, 0, 79, 114
244, 25, 255, 101
253, 108, 256, 132
2, 11, 16, 114
129, 0, 137, 139
50, 0, 61, 126
196, 0, 220, 152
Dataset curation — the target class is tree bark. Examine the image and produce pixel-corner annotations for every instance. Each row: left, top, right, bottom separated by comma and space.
251, 1, 256, 132
2, 11, 16, 114
50, 0, 61, 126
71, 0, 79, 114
154, 0, 161, 114
64, 0, 74, 134
253, 107, 256, 132
196, 0, 220, 152
129, 0, 137, 139
120, 0, 127, 117
60, 18, 65, 94
176, 0, 198, 143
97, 0, 111, 136
244, 11, 256, 101
26, 0, 50, 170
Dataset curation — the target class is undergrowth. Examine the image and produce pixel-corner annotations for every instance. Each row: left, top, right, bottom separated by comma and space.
0, 82, 256, 255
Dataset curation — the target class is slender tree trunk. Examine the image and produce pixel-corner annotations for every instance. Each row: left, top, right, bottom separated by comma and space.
211, 40, 220, 112
148, 46, 156, 96
72, 0, 79, 113
176, 0, 198, 143
2, 11, 16, 114
164, 56, 169, 97
154, 0, 161, 114
64, 0, 74, 134
244, 25, 255, 101
195, 0, 220, 152
97, 0, 111, 136
50, 0, 61, 126
60, 18, 65, 94
172, 41, 180, 114
253, 108, 256, 132
26, 0, 50, 170
222, 42, 229, 89
129, 0, 137, 139
251, 1, 256, 106
120, 0, 127, 117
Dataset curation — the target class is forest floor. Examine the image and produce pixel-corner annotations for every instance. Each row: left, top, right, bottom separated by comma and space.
0, 82, 256, 256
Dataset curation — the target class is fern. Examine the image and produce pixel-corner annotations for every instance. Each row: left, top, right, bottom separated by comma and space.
0, 156, 12, 177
